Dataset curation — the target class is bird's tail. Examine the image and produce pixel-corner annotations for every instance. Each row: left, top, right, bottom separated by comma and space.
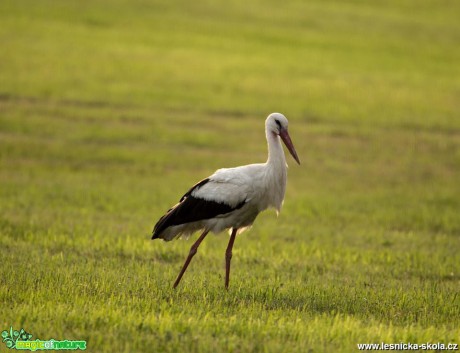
151, 203, 180, 240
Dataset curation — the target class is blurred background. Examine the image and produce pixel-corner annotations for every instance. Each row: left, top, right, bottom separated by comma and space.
2, 0, 458, 126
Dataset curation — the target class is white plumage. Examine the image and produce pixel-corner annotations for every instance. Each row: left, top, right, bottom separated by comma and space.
152, 112, 300, 288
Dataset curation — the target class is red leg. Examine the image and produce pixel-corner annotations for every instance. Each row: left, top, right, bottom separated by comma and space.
225, 228, 238, 289
173, 230, 209, 288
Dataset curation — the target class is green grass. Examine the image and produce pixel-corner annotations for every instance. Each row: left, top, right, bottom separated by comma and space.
1, 0, 459, 352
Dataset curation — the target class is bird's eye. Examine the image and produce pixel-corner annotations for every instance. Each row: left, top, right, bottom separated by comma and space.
275, 119, 282, 130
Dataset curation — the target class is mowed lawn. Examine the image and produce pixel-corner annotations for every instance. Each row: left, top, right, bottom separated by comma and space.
0, 0, 459, 352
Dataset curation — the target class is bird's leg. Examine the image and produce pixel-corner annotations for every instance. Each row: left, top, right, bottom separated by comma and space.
225, 228, 238, 289
173, 230, 209, 288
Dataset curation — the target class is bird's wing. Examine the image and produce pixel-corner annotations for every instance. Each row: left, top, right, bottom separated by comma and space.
191, 165, 259, 207
152, 168, 255, 239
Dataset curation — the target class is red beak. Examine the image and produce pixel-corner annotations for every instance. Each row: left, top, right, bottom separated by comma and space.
279, 129, 300, 165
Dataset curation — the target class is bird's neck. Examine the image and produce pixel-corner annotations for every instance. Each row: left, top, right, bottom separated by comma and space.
264, 130, 287, 213
266, 131, 286, 166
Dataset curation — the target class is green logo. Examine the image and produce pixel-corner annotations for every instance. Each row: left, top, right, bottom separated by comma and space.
1, 327, 86, 351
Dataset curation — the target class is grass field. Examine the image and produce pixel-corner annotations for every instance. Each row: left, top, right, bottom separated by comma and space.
1, 0, 459, 352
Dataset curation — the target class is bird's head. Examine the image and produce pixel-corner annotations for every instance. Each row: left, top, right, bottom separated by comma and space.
266, 113, 300, 165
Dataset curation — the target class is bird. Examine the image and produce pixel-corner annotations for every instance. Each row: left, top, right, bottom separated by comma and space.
151, 112, 300, 289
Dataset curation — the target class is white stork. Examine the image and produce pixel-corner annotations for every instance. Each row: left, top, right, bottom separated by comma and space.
152, 112, 300, 288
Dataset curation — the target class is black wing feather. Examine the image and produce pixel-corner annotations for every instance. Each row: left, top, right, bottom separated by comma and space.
152, 178, 245, 239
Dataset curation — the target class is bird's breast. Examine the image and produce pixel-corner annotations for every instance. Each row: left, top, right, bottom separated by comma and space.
258, 164, 287, 212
